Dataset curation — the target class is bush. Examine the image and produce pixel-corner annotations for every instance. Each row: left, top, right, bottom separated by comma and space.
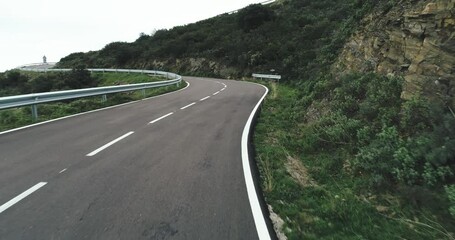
310, 112, 362, 150
237, 4, 275, 32
445, 185, 455, 218
354, 126, 401, 187
303, 72, 455, 189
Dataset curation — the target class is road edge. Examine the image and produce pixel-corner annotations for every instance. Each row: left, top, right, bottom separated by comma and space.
241, 83, 276, 240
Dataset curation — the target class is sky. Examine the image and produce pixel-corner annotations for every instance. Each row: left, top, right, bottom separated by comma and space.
0, 0, 267, 72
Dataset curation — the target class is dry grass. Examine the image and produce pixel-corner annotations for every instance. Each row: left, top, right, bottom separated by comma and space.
259, 156, 275, 193
285, 155, 317, 188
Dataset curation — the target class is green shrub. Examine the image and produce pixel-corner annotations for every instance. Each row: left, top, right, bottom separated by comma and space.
399, 97, 433, 134
393, 107, 455, 187
445, 185, 455, 218
354, 126, 401, 187
310, 112, 362, 149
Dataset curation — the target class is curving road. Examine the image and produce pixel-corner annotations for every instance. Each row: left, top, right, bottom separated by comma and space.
0, 77, 271, 239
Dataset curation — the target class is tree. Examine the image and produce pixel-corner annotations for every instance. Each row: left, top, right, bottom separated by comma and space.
237, 4, 275, 32
61, 66, 97, 90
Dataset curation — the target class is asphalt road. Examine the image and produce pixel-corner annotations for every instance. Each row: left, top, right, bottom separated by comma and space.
0, 77, 269, 239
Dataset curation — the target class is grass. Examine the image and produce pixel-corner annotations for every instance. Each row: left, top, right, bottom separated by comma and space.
0, 72, 185, 132
253, 81, 455, 239
92, 72, 167, 86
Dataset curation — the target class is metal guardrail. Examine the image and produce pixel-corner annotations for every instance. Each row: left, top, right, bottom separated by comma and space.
0, 68, 182, 120
252, 73, 281, 81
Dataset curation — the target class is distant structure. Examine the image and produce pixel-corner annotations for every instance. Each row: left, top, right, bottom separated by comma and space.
43, 55, 47, 64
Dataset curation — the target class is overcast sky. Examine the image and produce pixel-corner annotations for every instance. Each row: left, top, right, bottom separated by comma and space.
1, 0, 267, 72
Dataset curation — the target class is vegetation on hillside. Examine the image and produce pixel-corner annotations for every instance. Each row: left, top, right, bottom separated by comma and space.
255, 73, 455, 239
57, 0, 381, 80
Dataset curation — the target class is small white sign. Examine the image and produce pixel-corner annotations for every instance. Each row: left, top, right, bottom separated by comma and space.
252, 73, 281, 80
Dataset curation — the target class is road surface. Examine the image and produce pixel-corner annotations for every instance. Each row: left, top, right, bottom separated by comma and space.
0, 77, 270, 239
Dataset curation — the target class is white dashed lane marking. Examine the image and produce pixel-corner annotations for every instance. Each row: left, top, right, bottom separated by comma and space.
200, 96, 210, 101
180, 102, 196, 110
86, 131, 135, 157
148, 112, 174, 125
0, 182, 47, 214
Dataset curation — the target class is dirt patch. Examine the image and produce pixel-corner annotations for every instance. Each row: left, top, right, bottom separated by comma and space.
305, 99, 330, 125
285, 156, 317, 187
270, 82, 278, 99
268, 205, 287, 240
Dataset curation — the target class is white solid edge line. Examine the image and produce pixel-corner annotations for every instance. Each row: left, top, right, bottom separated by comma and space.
241, 84, 271, 240
148, 112, 174, 125
0, 81, 190, 136
0, 182, 47, 214
200, 96, 210, 101
87, 131, 134, 157
213, 91, 220, 95
180, 102, 196, 110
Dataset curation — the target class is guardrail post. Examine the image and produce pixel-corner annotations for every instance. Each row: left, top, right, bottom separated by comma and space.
102, 94, 107, 102
141, 89, 146, 98
31, 104, 38, 121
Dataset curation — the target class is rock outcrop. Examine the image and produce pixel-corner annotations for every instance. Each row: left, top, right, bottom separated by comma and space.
334, 0, 455, 104
131, 57, 242, 79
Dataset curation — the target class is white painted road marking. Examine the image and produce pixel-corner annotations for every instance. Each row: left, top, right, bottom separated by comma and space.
148, 112, 174, 125
180, 102, 196, 110
241, 84, 271, 240
87, 131, 135, 157
59, 168, 67, 174
0, 182, 47, 214
213, 91, 220, 95
200, 96, 210, 101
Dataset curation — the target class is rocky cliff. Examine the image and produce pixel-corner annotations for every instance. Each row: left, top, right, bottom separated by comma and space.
334, 0, 455, 104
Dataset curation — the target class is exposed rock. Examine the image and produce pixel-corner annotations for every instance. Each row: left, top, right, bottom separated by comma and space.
268, 205, 288, 240
132, 57, 242, 79
334, 0, 455, 104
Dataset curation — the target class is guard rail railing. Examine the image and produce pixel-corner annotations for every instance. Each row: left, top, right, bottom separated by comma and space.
0, 68, 182, 120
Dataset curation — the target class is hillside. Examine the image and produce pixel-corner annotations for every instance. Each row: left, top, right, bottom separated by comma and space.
55, 0, 455, 239
334, 0, 455, 105
57, 0, 379, 81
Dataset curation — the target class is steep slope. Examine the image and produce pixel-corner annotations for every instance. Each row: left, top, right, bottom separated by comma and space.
57, 0, 378, 81
334, 0, 455, 104
252, 0, 455, 239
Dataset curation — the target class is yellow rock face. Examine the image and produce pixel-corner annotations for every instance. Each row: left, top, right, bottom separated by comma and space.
333, 0, 455, 103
